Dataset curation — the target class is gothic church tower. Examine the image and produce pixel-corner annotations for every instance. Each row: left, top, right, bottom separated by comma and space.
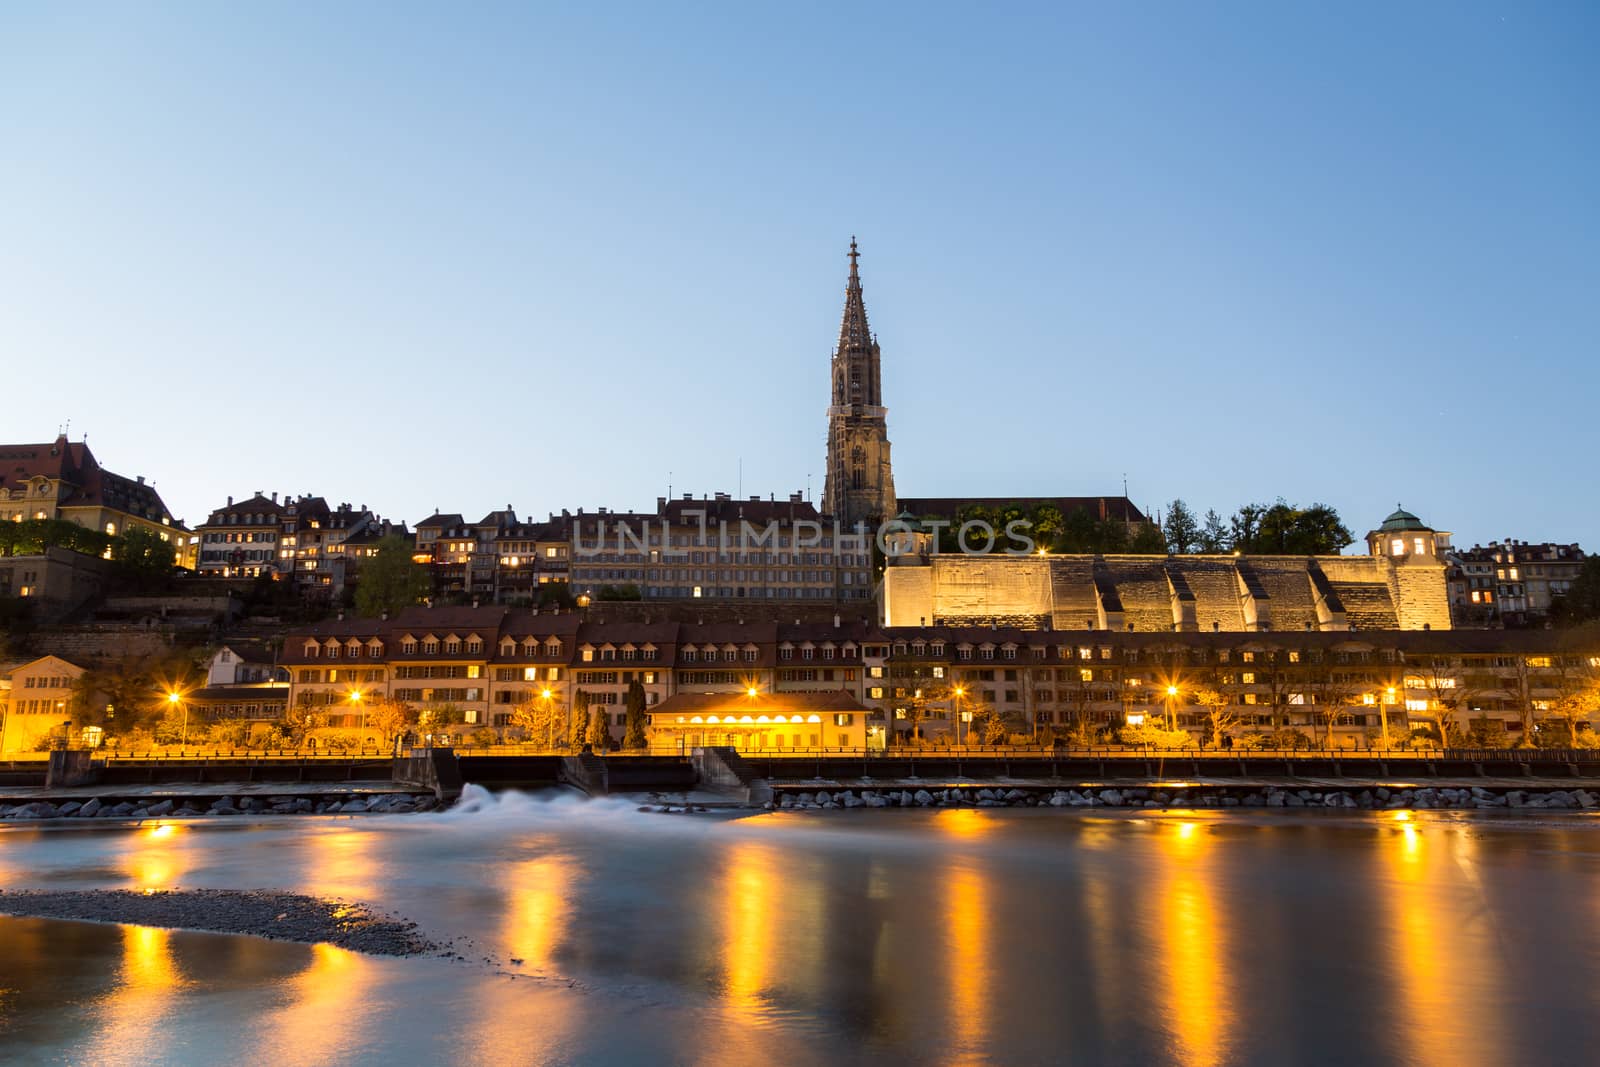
823, 238, 896, 530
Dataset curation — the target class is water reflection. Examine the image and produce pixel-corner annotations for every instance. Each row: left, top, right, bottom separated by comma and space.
126, 821, 188, 891
504, 854, 573, 975
1153, 819, 1233, 1067
1382, 817, 1506, 1067
720, 839, 779, 1025
76, 924, 189, 1066
944, 861, 992, 1065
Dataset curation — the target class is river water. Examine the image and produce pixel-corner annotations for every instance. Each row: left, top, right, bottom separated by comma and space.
3, 791, 1600, 1066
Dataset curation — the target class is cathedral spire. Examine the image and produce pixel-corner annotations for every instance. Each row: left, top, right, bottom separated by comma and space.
823, 238, 895, 529
835, 238, 874, 377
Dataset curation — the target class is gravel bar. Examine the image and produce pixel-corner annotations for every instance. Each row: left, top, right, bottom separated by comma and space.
0, 888, 440, 956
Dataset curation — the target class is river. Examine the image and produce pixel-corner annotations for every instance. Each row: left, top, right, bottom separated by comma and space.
3, 791, 1600, 1066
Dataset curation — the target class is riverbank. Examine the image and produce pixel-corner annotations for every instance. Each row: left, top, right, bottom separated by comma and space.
0, 791, 436, 820
0, 888, 440, 956
770, 782, 1600, 811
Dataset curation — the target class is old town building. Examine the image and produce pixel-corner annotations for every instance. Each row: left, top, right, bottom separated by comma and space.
0, 434, 192, 566
277, 605, 1600, 751
1447, 540, 1587, 628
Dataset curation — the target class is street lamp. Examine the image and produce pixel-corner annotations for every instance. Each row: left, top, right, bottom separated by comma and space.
1165, 685, 1180, 731
348, 688, 366, 736
167, 689, 190, 748
1381, 687, 1396, 750
953, 685, 967, 746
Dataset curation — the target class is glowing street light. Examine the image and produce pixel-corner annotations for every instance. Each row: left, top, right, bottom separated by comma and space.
166, 689, 190, 747
746, 686, 760, 699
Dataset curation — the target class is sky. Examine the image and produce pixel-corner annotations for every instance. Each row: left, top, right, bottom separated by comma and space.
2, 3, 1596, 550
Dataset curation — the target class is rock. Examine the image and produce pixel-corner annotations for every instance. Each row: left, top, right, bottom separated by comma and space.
1244, 794, 1265, 807
1099, 789, 1124, 806
813, 791, 830, 805
1266, 792, 1286, 807
16, 802, 56, 819
1049, 793, 1069, 808
1578, 790, 1597, 809
1507, 791, 1526, 808
109, 802, 135, 816
1143, 800, 1161, 808
1375, 787, 1391, 801
129, 807, 150, 819
843, 794, 864, 808
210, 798, 237, 814
976, 789, 996, 802
146, 799, 174, 817
56, 801, 82, 816
294, 798, 315, 813
340, 799, 370, 813
1222, 797, 1240, 807
1005, 789, 1027, 802
865, 795, 887, 807
795, 793, 814, 805
1285, 794, 1305, 807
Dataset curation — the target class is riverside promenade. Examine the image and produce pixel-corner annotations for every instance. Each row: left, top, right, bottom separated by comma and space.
4, 746, 1600, 818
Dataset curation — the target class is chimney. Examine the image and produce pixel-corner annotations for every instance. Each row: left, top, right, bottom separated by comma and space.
381, 611, 388, 621
336, 610, 344, 621
472, 597, 480, 608
136, 475, 144, 484
227, 495, 233, 506
833, 613, 841, 628
657, 496, 666, 512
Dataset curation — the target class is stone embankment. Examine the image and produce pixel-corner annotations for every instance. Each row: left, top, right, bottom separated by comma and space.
773, 784, 1600, 811
0, 888, 438, 956
0, 793, 436, 821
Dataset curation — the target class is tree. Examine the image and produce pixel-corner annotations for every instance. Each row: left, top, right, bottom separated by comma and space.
354, 535, 430, 618
570, 690, 591, 749
983, 707, 1011, 745
1546, 652, 1600, 747
113, 526, 177, 588
365, 699, 414, 746
1229, 504, 1265, 552
1163, 500, 1200, 555
512, 692, 562, 749
1553, 558, 1600, 627
282, 705, 326, 746
588, 700, 613, 750
1198, 509, 1230, 554
1230, 500, 1352, 556
1128, 522, 1166, 554
623, 679, 648, 750
1190, 682, 1240, 748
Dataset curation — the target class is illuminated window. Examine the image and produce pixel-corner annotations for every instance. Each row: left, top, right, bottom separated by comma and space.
1414, 537, 1426, 555
1079, 668, 1093, 682
1241, 672, 1255, 684
1405, 699, 1428, 713
1391, 538, 1406, 556
1527, 656, 1551, 668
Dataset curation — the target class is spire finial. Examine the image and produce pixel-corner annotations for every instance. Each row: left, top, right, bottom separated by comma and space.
848, 236, 859, 279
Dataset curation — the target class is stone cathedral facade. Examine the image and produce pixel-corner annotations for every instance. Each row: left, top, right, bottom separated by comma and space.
822, 239, 896, 531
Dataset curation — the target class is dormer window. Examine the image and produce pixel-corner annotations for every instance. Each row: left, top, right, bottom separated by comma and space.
466, 638, 483, 654
402, 640, 417, 655
423, 639, 439, 655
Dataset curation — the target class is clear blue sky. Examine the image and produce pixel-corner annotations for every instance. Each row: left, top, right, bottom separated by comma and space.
3, 3, 1596, 549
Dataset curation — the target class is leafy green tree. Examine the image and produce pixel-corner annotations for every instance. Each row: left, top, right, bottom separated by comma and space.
1229, 504, 1265, 552
1553, 559, 1600, 626
1128, 523, 1166, 554
983, 709, 1009, 745
511, 694, 561, 749
623, 679, 648, 749
1198, 509, 1230, 553
1163, 500, 1200, 555
113, 525, 177, 586
570, 689, 591, 748
588, 702, 613, 750
354, 535, 430, 618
